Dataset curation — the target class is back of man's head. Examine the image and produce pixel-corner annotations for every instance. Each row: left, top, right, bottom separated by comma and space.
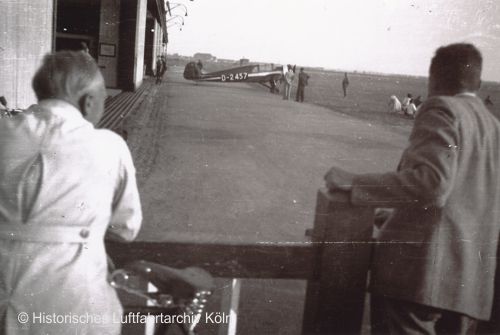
429, 43, 482, 95
32, 51, 106, 125
32, 50, 103, 103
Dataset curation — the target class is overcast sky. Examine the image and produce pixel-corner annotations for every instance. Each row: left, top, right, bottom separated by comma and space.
166, 0, 500, 81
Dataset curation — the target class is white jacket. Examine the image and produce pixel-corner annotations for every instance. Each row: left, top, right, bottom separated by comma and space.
0, 100, 142, 334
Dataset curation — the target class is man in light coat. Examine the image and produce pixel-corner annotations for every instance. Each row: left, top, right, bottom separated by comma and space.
282, 64, 295, 100
0, 51, 142, 334
325, 43, 500, 333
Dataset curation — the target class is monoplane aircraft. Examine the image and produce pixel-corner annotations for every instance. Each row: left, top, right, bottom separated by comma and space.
183, 62, 284, 92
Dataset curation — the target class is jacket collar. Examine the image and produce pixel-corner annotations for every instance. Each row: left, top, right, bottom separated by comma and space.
36, 99, 89, 125
455, 92, 477, 98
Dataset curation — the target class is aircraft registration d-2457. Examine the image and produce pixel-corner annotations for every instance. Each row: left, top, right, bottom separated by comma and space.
183, 62, 286, 92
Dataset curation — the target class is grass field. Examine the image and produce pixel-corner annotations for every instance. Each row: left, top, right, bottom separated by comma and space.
304, 70, 499, 123
276, 70, 498, 137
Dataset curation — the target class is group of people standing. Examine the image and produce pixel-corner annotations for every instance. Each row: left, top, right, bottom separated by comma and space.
281, 64, 311, 102
280, 67, 351, 102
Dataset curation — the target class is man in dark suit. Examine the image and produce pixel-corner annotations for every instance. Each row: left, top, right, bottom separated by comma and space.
342, 72, 349, 98
296, 67, 310, 102
324, 43, 500, 334
155, 56, 164, 84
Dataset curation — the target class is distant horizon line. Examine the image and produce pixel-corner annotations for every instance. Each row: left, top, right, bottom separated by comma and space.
167, 52, 427, 77
167, 53, 500, 84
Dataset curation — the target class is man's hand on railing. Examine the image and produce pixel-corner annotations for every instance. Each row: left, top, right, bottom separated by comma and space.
324, 166, 355, 192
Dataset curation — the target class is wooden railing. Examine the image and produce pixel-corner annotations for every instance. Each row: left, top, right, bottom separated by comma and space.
107, 189, 500, 334
301, 189, 373, 334
107, 189, 374, 334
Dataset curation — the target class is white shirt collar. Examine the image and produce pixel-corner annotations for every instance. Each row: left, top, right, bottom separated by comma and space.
455, 92, 477, 98
36, 99, 89, 125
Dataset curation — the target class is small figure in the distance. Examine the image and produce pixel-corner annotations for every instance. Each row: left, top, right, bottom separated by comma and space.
282, 64, 295, 100
295, 67, 310, 103
413, 95, 423, 107
388, 95, 402, 113
401, 93, 413, 114
405, 98, 417, 118
155, 56, 164, 84
161, 56, 167, 77
342, 72, 349, 98
485, 95, 494, 106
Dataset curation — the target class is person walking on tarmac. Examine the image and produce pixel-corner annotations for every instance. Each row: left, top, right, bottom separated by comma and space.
161, 56, 167, 77
155, 56, 164, 84
296, 67, 310, 103
342, 72, 349, 97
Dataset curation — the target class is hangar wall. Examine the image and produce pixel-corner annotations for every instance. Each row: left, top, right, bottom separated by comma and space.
153, 20, 165, 73
98, 0, 121, 88
2, 0, 165, 103
0, 0, 54, 109
133, 0, 148, 90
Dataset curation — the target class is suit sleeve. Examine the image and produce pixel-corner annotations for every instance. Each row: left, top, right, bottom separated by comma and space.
107, 140, 143, 241
351, 107, 459, 207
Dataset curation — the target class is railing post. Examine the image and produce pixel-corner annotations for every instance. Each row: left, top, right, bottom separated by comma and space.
218, 278, 241, 335
302, 189, 374, 335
